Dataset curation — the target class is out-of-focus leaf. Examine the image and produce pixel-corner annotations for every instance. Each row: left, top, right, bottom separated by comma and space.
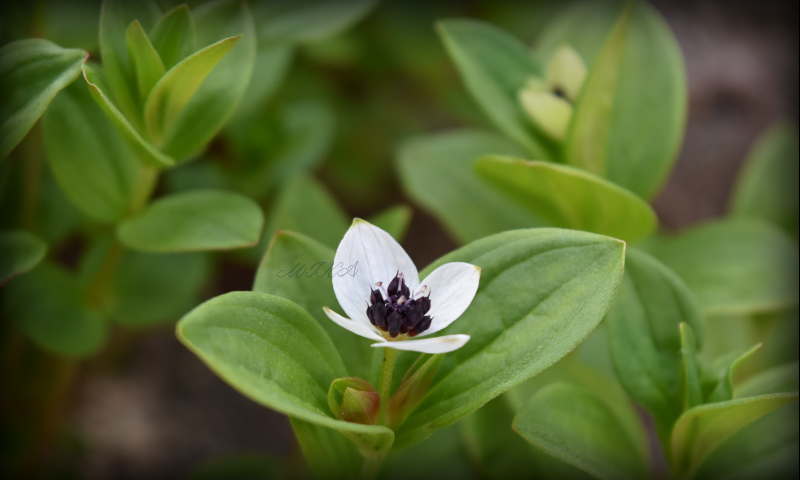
43, 0, 100, 52
289, 418, 361, 480
149, 4, 196, 70
605, 248, 704, 438
35, 166, 85, 245
437, 20, 555, 159
671, 393, 799, 479
44, 79, 140, 223
395, 129, 542, 244
394, 228, 625, 448
253, 0, 377, 46
705, 344, 762, 403
177, 292, 395, 456
367, 204, 412, 242
117, 189, 263, 252
730, 121, 799, 238
2, 262, 107, 356
681, 322, 703, 410
0, 39, 87, 160
540, 1, 686, 199
0, 230, 46, 285
383, 424, 479, 480
126, 19, 165, 102
640, 219, 799, 316
475, 156, 656, 242
227, 45, 292, 124
188, 453, 278, 480
736, 362, 799, 398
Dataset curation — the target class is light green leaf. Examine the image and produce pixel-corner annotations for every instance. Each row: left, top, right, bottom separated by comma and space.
681, 322, 703, 410
117, 190, 263, 252
253, 231, 376, 382
144, 35, 240, 146
436, 20, 555, 159
0, 230, 47, 284
394, 228, 626, 448
736, 362, 799, 398
513, 383, 648, 480
2, 262, 107, 356
706, 344, 762, 403
671, 393, 799, 479
149, 4, 197, 70
542, 1, 687, 199
44, 78, 141, 222
604, 248, 704, 439
0, 39, 87, 160
395, 129, 542, 244
639, 219, 799, 316
126, 19, 165, 102
367, 204, 412, 242
253, 0, 377, 46
730, 121, 799, 237
289, 418, 361, 480
177, 291, 394, 456
475, 156, 656, 242
83, 64, 175, 168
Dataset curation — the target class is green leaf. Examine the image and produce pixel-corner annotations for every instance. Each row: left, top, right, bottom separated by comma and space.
671, 393, 799, 479
706, 344, 762, 403
604, 248, 704, 438
394, 228, 626, 448
639, 219, 799, 315
475, 156, 656, 242
387, 354, 443, 430
160, 0, 256, 161
735, 361, 799, 398
289, 418, 361, 480
227, 45, 293, 125
149, 4, 197, 70
367, 204, 412, 242
0, 230, 47, 285
126, 19, 165, 102
395, 129, 542, 244
513, 383, 649, 480
0, 39, 87, 160
253, 231, 376, 382
43, 79, 141, 222
83, 64, 175, 168
117, 190, 263, 252
730, 121, 799, 238
144, 35, 240, 147
681, 322, 703, 410
436, 20, 555, 159
253, 0, 377, 46
177, 291, 394, 456
2, 262, 107, 356
542, 1, 687, 199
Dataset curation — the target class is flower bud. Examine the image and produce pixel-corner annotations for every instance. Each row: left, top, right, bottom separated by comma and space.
328, 377, 380, 425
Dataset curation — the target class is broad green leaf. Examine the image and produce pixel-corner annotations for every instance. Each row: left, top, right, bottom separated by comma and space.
706, 344, 762, 403
0, 230, 46, 284
367, 204, 412, 242
605, 248, 704, 439
160, 0, 256, 161
513, 383, 648, 480
43, 79, 140, 222
2, 262, 107, 356
117, 190, 263, 252
83, 64, 175, 168
437, 20, 555, 159
671, 393, 799, 479
475, 156, 656, 242
736, 362, 799, 398
126, 20, 165, 102
253, 0, 377, 46
394, 228, 626, 448
177, 291, 394, 456
289, 418, 361, 480
227, 45, 292, 125
0, 39, 87, 160
144, 35, 240, 146
640, 219, 799, 315
395, 129, 542, 244
681, 322, 703, 410
253, 231, 376, 382
542, 1, 687, 199
730, 121, 799, 237
694, 402, 799, 480
149, 4, 196, 70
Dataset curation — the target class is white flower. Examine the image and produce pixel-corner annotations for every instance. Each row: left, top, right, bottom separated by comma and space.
323, 219, 480, 354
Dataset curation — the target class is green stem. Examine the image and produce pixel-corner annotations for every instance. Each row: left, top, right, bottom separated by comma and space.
377, 348, 397, 426
129, 164, 159, 216
360, 455, 381, 480
85, 238, 125, 313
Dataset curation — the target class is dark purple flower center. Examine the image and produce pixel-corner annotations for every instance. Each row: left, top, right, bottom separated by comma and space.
366, 273, 432, 338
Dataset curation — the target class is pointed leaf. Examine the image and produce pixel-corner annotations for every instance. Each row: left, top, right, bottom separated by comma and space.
0, 230, 47, 284
735, 361, 799, 398
149, 4, 196, 70
681, 322, 703, 410
253, 0, 377, 46
387, 354, 443, 430
475, 156, 656, 242
126, 19, 165, 101
0, 39, 87, 160
117, 190, 263, 252
706, 344, 762, 403
367, 204, 413, 242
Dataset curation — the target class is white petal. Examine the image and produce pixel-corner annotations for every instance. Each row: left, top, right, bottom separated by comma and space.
332, 218, 419, 327
371, 334, 471, 354
323, 307, 384, 342
417, 262, 481, 337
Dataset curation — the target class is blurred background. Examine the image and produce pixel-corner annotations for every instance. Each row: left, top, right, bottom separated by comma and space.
1, 0, 798, 478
